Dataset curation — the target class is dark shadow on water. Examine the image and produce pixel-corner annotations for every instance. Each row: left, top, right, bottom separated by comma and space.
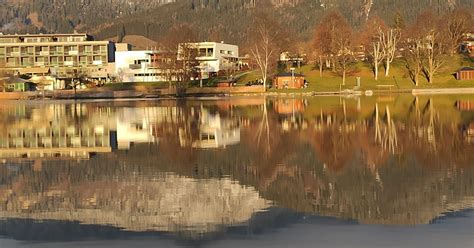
0, 208, 360, 246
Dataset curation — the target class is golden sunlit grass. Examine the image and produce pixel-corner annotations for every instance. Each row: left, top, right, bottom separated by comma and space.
237, 55, 474, 93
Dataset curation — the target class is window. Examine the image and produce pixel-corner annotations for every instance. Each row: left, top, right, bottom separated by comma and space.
0, 38, 15, 43
134, 59, 148, 65
50, 57, 59, 64
207, 48, 214, 56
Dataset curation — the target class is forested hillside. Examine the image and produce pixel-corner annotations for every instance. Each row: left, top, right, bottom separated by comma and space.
1, 0, 473, 46
0, 0, 176, 33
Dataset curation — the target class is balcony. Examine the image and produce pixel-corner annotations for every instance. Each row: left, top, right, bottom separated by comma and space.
34, 62, 46, 66
10, 52, 20, 57
39, 51, 50, 56
93, 60, 103, 65
129, 64, 142, 70
68, 50, 79, 55
64, 61, 75, 66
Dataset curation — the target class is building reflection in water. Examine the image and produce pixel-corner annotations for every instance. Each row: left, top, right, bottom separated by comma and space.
0, 95, 472, 240
457, 100, 474, 143
179, 107, 240, 149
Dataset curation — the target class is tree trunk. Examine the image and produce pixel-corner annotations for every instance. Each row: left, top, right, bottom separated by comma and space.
263, 76, 267, 91
319, 56, 323, 77
385, 58, 391, 77
374, 61, 379, 81
342, 70, 346, 86
414, 71, 419, 86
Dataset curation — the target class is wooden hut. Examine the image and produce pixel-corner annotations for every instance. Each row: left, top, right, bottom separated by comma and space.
456, 67, 474, 80
273, 72, 306, 89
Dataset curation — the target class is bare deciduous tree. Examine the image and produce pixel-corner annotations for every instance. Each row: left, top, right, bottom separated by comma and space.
370, 36, 384, 81
0, 67, 13, 92
381, 29, 401, 77
403, 38, 424, 86
157, 23, 198, 93
176, 43, 199, 89
313, 10, 354, 85
335, 38, 355, 86
358, 16, 386, 80
247, 11, 289, 91
250, 23, 274, 90
422, 30, 446, 84
441, 10, 472, 56
152, 50, 178, 88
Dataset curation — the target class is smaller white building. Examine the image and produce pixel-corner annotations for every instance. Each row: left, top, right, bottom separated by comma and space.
179, 42, 239, 78
115, 50, 164, 83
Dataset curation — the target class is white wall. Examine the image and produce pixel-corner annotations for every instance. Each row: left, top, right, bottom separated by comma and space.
180, 42, 239, 76
115, 50, 163, 83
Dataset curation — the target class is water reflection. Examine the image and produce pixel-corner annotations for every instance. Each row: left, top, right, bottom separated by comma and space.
0, 95, 473, 243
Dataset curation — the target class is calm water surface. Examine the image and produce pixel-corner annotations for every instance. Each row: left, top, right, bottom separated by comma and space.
0, 95, 473, 247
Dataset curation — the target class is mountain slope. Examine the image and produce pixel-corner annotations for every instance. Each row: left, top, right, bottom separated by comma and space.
0, 0, 176, 33
1, 0, 473, 46
90, 0, 474, 45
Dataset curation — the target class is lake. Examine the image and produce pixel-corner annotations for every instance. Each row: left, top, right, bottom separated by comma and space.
0, 95, 473, 248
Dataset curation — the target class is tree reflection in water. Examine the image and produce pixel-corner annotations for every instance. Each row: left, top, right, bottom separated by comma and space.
0, 95, 472, 240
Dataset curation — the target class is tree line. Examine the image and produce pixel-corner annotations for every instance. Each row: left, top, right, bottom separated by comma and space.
248, 7, 473, 88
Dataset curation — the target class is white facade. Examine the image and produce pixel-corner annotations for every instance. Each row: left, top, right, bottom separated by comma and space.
116, 107, 157, 150
179, 109, 240, 149
115, 50, 163, 83
180, 42, 239, 77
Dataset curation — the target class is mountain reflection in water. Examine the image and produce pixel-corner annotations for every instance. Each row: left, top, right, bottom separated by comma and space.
0, 95, 473, 243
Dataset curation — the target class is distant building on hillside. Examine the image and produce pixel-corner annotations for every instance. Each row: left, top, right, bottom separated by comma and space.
0, 33, 116, 84
178, 42, 239, 78
461, 32, 474, 57
279, 52, 305, 67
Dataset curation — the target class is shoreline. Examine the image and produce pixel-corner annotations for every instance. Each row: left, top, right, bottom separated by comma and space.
0, 87, 472, 101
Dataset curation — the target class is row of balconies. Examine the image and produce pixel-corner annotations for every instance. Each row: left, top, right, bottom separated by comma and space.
5, 59, 105, 67
0, 136, 109, 149
1, 50, 107, 57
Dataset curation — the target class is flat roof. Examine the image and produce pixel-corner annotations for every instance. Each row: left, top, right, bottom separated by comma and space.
458, 67, 474, 72
181, 42, 238, 47
275, 72, 305, 77
0, 33, 89, 38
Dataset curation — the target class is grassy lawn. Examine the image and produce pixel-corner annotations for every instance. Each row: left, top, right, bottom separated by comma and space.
103, 56, 473, 93
252, 55, 474, 93
103, 81, 169, 90
104, 77, 227, 90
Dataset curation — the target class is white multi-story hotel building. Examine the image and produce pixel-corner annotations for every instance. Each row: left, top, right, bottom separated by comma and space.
0, 33, 116, 83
